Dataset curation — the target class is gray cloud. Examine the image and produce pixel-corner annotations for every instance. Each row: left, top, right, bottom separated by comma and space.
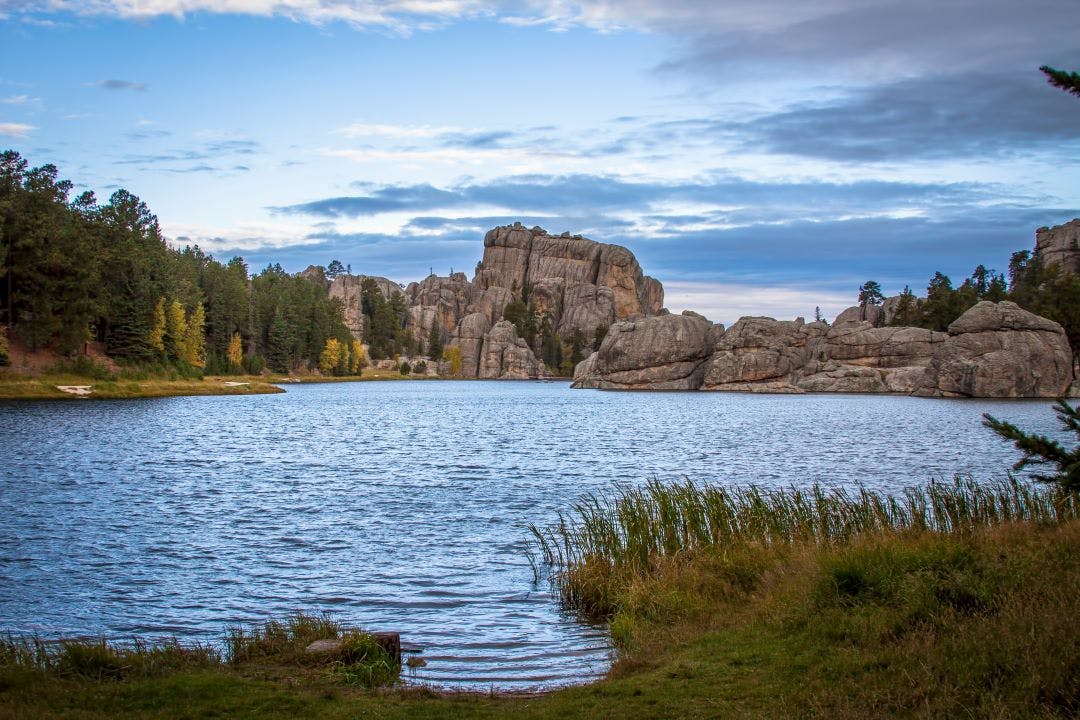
88, 79, 147, 91
742, 70, 1080, 162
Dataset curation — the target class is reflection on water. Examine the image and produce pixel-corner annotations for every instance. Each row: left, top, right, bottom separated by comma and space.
0, 382, 1064, 689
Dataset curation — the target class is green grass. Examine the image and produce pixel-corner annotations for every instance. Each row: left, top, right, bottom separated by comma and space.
2, 483, 1078, 719
529, 475, 1076, 618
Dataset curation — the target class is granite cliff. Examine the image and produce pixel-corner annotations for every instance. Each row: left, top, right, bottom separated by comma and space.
327, 223, 664, 379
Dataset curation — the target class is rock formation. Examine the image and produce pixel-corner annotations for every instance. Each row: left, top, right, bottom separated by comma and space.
574, 301, 1073, 398
573, 313, 722, 390
1035, 218, 1080, 275
327, 223, 663, 379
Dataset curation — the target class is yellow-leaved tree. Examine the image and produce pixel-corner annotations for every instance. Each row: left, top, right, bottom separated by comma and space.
319, 338, 342, 375
349, 339, 368, 375
226, 333, 243, 373
164, 299, 187, 362
0, 325, 9, 366
444, 345, 462, 376
180, 303, 206, 368
148, 298, 166, 354
335, 338, 350, 375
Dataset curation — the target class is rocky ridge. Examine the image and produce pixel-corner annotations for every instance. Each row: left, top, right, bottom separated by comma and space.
327, 223, 664, 380
573, 301, 1073, 398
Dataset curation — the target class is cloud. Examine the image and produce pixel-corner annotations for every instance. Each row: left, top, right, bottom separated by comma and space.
1, 95, 39, 105
273, 173, 1007, 224
87, 79, 148, 91
0, 122, 34, 137
664, 280, 853, 327
15, 0, 493, 33
742, 70, 1080, 162
115, 136, 261, 168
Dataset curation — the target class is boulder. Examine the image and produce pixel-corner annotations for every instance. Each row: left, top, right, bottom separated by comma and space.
823, 323, 945, 368
833, 304, 884, 327
478, 320, 545, 379
702, 318, 824, 389
572, 314, 719, 390
920, 301, 1073, 397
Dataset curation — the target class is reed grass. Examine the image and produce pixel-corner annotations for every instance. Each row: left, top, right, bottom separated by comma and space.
530, 475, 1078, 617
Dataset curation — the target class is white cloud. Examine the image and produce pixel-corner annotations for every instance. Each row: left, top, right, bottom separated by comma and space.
0, 122, 34, 138
337, 122, 464, 139
1, 95, 37, 105
20, 0, 490, 32
163, 218, 320, 253
664, 280, 852, 327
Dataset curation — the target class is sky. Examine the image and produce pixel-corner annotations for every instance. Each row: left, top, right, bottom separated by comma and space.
1, 0, 1078, 325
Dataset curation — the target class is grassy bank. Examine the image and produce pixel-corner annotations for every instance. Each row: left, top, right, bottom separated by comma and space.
0, 373, 286, 400
0, 367, 452, 400
3, 480, 1078, 718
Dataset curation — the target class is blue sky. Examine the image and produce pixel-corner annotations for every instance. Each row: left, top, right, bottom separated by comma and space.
1, 1, 1078, 324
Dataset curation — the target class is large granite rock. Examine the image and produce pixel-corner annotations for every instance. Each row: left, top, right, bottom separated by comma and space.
558, 283, 616, 339
478, 320, 545, 380
702, 317, 823, 391
572, 314, 720, 390
582, 300, 1072, 397
406, 273, 471, 336
450, 312, 491, 378
1035, 218, 1080, 275
920, 301, 1073, 397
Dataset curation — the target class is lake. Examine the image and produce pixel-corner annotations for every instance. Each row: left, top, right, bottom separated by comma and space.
0, 381, 1066, 689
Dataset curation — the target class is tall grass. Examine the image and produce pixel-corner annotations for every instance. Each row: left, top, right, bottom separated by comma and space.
0, 635, 219, 680
530, 475, 1078, 617
1, 612, 399, 688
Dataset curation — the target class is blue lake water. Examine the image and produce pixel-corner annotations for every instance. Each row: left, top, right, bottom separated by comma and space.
0, 381, 1067, 689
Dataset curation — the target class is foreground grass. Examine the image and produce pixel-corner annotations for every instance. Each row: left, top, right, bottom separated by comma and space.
3, 483, 1078, 719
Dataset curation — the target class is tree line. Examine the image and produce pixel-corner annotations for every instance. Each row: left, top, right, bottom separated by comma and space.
0, 150, 357, 375
855, 251, 1080, 353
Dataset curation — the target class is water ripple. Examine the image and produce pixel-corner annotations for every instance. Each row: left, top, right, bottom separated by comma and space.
0, 383, 1066, 690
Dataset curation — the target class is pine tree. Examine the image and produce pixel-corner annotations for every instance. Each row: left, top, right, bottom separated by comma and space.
984, 399, 1080, 493
1040, 65, 1080, 98
427, 322, 443, 361
148, 298, 166, 354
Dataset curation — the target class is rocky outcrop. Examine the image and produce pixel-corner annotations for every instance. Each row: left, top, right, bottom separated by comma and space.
920, 301, 1073, 398
478, 321, 546, 380
572, 314, 721, 390
450, 312, 491, 378
328, 275, 402, 339
574, 301, 1073, 397
702, 317, 824, 391
475, 223, 663, 342
324, 224, 658, 379
1035, 218, 1080, 275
